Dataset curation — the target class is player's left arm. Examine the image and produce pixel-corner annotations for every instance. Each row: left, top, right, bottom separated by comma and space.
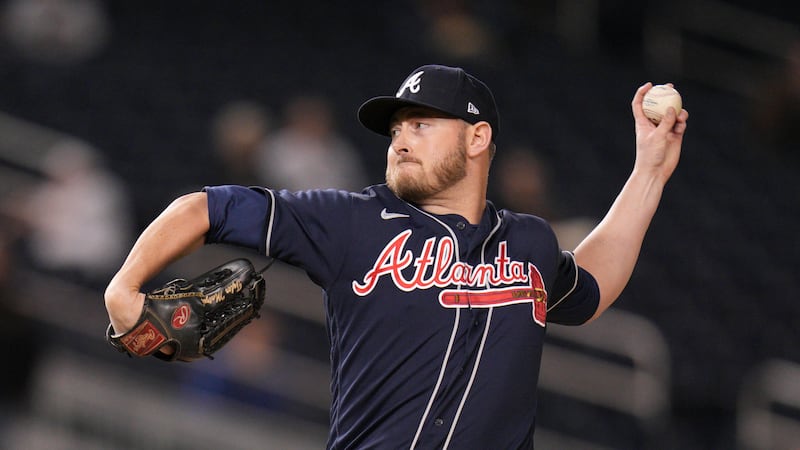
573, 82, 689, 322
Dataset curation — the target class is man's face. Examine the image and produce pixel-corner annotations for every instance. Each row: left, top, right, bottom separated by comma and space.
385, 107, 468, 202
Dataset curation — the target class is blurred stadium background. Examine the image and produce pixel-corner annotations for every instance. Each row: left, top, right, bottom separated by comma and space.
0, 1, 798, 449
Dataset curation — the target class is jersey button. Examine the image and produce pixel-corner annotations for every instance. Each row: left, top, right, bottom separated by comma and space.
434, 418, 444, 426
456, 222, 466, 230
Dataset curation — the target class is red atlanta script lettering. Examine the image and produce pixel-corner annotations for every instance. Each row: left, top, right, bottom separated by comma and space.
352, 230, 542, 297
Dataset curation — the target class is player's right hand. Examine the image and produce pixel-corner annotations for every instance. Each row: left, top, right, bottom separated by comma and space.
631, 82, 689, 184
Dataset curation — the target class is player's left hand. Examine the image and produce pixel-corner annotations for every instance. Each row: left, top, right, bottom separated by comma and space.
106, 258, 267, 362
631, 82, 689, 183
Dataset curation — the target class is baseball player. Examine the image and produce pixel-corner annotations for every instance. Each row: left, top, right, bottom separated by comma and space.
105, 64, 689, 448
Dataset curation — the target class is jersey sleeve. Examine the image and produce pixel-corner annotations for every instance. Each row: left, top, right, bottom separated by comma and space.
546, 251, 600, 325
204, 185, 352, 288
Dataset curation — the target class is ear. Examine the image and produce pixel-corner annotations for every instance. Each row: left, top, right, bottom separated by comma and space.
466, 121, 493, 158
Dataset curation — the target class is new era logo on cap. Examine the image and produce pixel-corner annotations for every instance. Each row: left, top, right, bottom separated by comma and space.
358, 64, 500, 139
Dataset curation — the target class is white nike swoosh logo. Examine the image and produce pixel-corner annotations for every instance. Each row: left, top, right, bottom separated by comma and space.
380, 208, 410, 220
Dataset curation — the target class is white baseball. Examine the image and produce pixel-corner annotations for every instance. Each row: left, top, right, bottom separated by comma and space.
642, 85, 682, 125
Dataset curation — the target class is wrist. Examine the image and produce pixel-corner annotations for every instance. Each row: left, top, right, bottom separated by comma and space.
104, 280, 145, 334
629, 166, 670, 191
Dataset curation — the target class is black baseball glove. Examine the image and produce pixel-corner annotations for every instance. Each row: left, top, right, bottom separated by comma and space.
106, 258, 270, 362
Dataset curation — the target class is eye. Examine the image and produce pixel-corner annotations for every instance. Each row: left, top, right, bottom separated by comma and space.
413, 121, 429, 130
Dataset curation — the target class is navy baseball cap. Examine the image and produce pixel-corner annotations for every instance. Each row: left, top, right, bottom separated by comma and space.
358, 64, 500, 139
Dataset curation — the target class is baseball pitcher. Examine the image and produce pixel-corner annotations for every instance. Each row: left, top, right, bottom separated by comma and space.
104, 64, 688, 448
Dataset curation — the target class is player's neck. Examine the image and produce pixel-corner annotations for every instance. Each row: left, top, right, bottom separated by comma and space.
416, 175, 487, 224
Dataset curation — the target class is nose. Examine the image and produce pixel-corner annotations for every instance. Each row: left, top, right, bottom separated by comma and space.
390, 125, 410, 154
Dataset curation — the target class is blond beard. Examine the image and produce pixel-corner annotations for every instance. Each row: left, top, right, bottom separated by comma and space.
386, 140, 467, 203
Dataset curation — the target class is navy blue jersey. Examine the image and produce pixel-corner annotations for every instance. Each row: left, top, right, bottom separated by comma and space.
204, 184, 600, 449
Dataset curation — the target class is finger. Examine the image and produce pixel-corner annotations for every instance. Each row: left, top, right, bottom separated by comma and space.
631, 82, 653, 123
657, 106, 678, 130
672, 120, 688, 136
671, 109, 689, 134
677, 108, 689, 123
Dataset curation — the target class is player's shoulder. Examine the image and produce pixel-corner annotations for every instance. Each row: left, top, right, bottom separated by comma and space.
496, 208, 561, 254
350, 184, 408, 207
497, 208, 552, 231
498, 208, 560, 241
351, 183, 393, 200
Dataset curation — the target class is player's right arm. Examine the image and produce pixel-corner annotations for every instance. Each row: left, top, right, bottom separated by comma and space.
573, 83, 687, 322
104, 192, 210, 335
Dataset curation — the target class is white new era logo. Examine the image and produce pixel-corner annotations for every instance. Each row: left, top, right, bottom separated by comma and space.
467, 102, 480, 115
